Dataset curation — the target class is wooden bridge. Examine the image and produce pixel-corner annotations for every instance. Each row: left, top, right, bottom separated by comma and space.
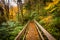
15, 20, 56, 40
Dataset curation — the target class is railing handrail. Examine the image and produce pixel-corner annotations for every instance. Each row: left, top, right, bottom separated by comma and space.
35, 22, 44, 40
14, 21, 30, 40
34, 20, 56, 40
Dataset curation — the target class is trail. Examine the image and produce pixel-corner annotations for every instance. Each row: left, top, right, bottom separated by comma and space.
25, 21, 41, 40
15, 20, 56, 40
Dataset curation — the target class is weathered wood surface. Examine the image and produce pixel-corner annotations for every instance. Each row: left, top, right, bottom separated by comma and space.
15, 20, 56, 40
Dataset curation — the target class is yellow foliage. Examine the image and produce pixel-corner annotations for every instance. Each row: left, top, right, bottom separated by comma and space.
23, 9, 27, 14
44, 3, 53, 10
49, 7, 57, 12
42, 16, 53, 24
53, 0, 59, 4
44, 0, 59, 10
9, 6, 18, 21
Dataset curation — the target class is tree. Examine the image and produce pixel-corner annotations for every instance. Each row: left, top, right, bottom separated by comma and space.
17, 0, 24, 24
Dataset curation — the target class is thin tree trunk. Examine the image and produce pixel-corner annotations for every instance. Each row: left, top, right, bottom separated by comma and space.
20, 3, 24, 24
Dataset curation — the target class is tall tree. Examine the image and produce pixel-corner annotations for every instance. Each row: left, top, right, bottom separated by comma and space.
17, 0, 24, 24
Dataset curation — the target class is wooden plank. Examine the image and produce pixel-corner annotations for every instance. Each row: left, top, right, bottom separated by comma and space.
34, 20, 56, 40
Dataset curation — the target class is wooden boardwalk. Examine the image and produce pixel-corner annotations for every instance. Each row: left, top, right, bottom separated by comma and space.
25, 21, 41, 40
15, 20, 56, 40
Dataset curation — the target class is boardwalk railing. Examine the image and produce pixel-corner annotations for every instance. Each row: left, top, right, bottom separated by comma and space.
14, 21, 30, 40
34, 20, 56, 40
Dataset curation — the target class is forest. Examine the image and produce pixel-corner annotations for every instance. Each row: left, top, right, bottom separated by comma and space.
0, 0, 60, 40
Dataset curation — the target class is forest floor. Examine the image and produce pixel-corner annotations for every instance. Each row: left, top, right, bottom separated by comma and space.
25, 21, 41, 40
